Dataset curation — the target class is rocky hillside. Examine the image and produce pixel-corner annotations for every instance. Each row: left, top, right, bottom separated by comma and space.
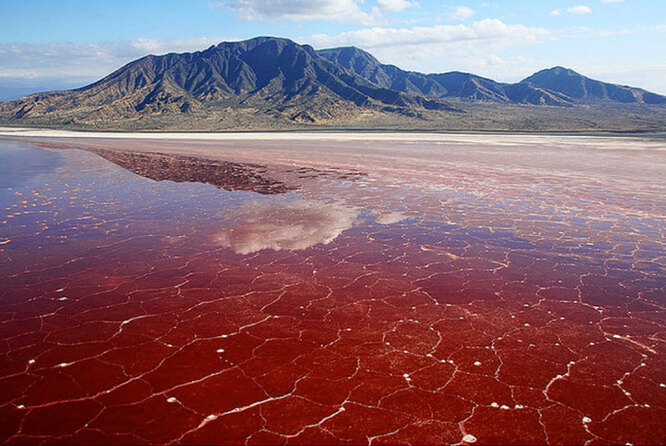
318, 46, 663, 106
520, 66, 666, 104
0, 37, 454, 126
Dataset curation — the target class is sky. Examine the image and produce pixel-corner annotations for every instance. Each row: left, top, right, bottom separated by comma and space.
1, 0, 665, 99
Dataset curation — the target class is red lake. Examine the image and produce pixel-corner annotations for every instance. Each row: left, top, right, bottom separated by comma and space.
0, 132, 664, 445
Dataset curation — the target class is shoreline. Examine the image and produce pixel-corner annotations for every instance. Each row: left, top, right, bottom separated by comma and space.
2, 127, 664, 199
2, 126, 666, 145
1, 124, 665, 139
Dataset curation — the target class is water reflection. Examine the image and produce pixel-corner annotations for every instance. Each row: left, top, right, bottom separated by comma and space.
375, 211, 408, 225
0, 142, 63, 189
214, 198, 357, 254
91, 149, 293, 194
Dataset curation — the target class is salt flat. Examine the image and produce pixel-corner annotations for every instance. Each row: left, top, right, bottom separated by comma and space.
1, 126, 665, 149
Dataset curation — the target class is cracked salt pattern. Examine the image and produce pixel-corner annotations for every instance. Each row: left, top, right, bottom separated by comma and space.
0, 135, 665, 445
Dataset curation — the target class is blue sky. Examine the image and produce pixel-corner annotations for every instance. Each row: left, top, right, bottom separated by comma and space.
1, 0, 665, 99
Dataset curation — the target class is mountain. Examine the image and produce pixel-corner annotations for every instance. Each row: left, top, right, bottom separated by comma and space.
317, 46, 573, 106
521, 66, 666, 104
317, 46, 666, 107
317, 46, 448, 98
1, 36, 665, 131
0, 37, 455, 128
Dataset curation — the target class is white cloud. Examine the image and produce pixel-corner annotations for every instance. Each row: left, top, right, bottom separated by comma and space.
309, 19, 551, 50
376, 0, 417, 13
567, 5, 592, 14
308, 19, 553, 79
0, 37, 227, 80
550, 9, 561, 16
449, 6, 475, 21
214, 199, 357, 254
216, 0, 374, 24
216, 0, 419, 24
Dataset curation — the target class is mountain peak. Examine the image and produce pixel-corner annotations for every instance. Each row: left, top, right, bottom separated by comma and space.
0, 36, 456, 126
527, 66, 581, 78
317, 46, 382, 77
217, 36, 296, 47
521, 66, 665, 104
317, 46, 381, 62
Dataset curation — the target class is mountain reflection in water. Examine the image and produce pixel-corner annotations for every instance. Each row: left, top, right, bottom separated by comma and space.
92, 149, 294, 194
214, 198, 358, 254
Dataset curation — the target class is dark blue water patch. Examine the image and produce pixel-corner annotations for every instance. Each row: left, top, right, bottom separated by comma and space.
0, 141, 64, 190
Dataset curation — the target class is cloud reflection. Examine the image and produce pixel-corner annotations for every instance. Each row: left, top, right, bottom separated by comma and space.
214, 198, 357, 254
375, 211, 407, 225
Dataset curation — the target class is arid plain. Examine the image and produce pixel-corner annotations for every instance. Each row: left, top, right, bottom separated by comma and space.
0, 129, 664, 445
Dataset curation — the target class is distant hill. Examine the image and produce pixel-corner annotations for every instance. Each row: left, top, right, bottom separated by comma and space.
318, 46, 574, 106
1, 36, 665, 131
520, 66, 666, 104
318, 46, 666, 107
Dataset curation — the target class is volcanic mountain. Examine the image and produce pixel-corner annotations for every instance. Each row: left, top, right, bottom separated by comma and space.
1, 36, 665, 130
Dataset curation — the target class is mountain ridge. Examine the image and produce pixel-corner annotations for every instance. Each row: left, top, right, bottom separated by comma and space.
317, 45, 664, 106
1, 36, 665, 131
520, 66, 666, 104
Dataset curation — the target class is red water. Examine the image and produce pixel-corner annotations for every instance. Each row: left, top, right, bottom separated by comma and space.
0, 137, 664, 445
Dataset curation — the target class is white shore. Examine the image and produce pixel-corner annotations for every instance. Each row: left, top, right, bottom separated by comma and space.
1, 126, 664, 151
